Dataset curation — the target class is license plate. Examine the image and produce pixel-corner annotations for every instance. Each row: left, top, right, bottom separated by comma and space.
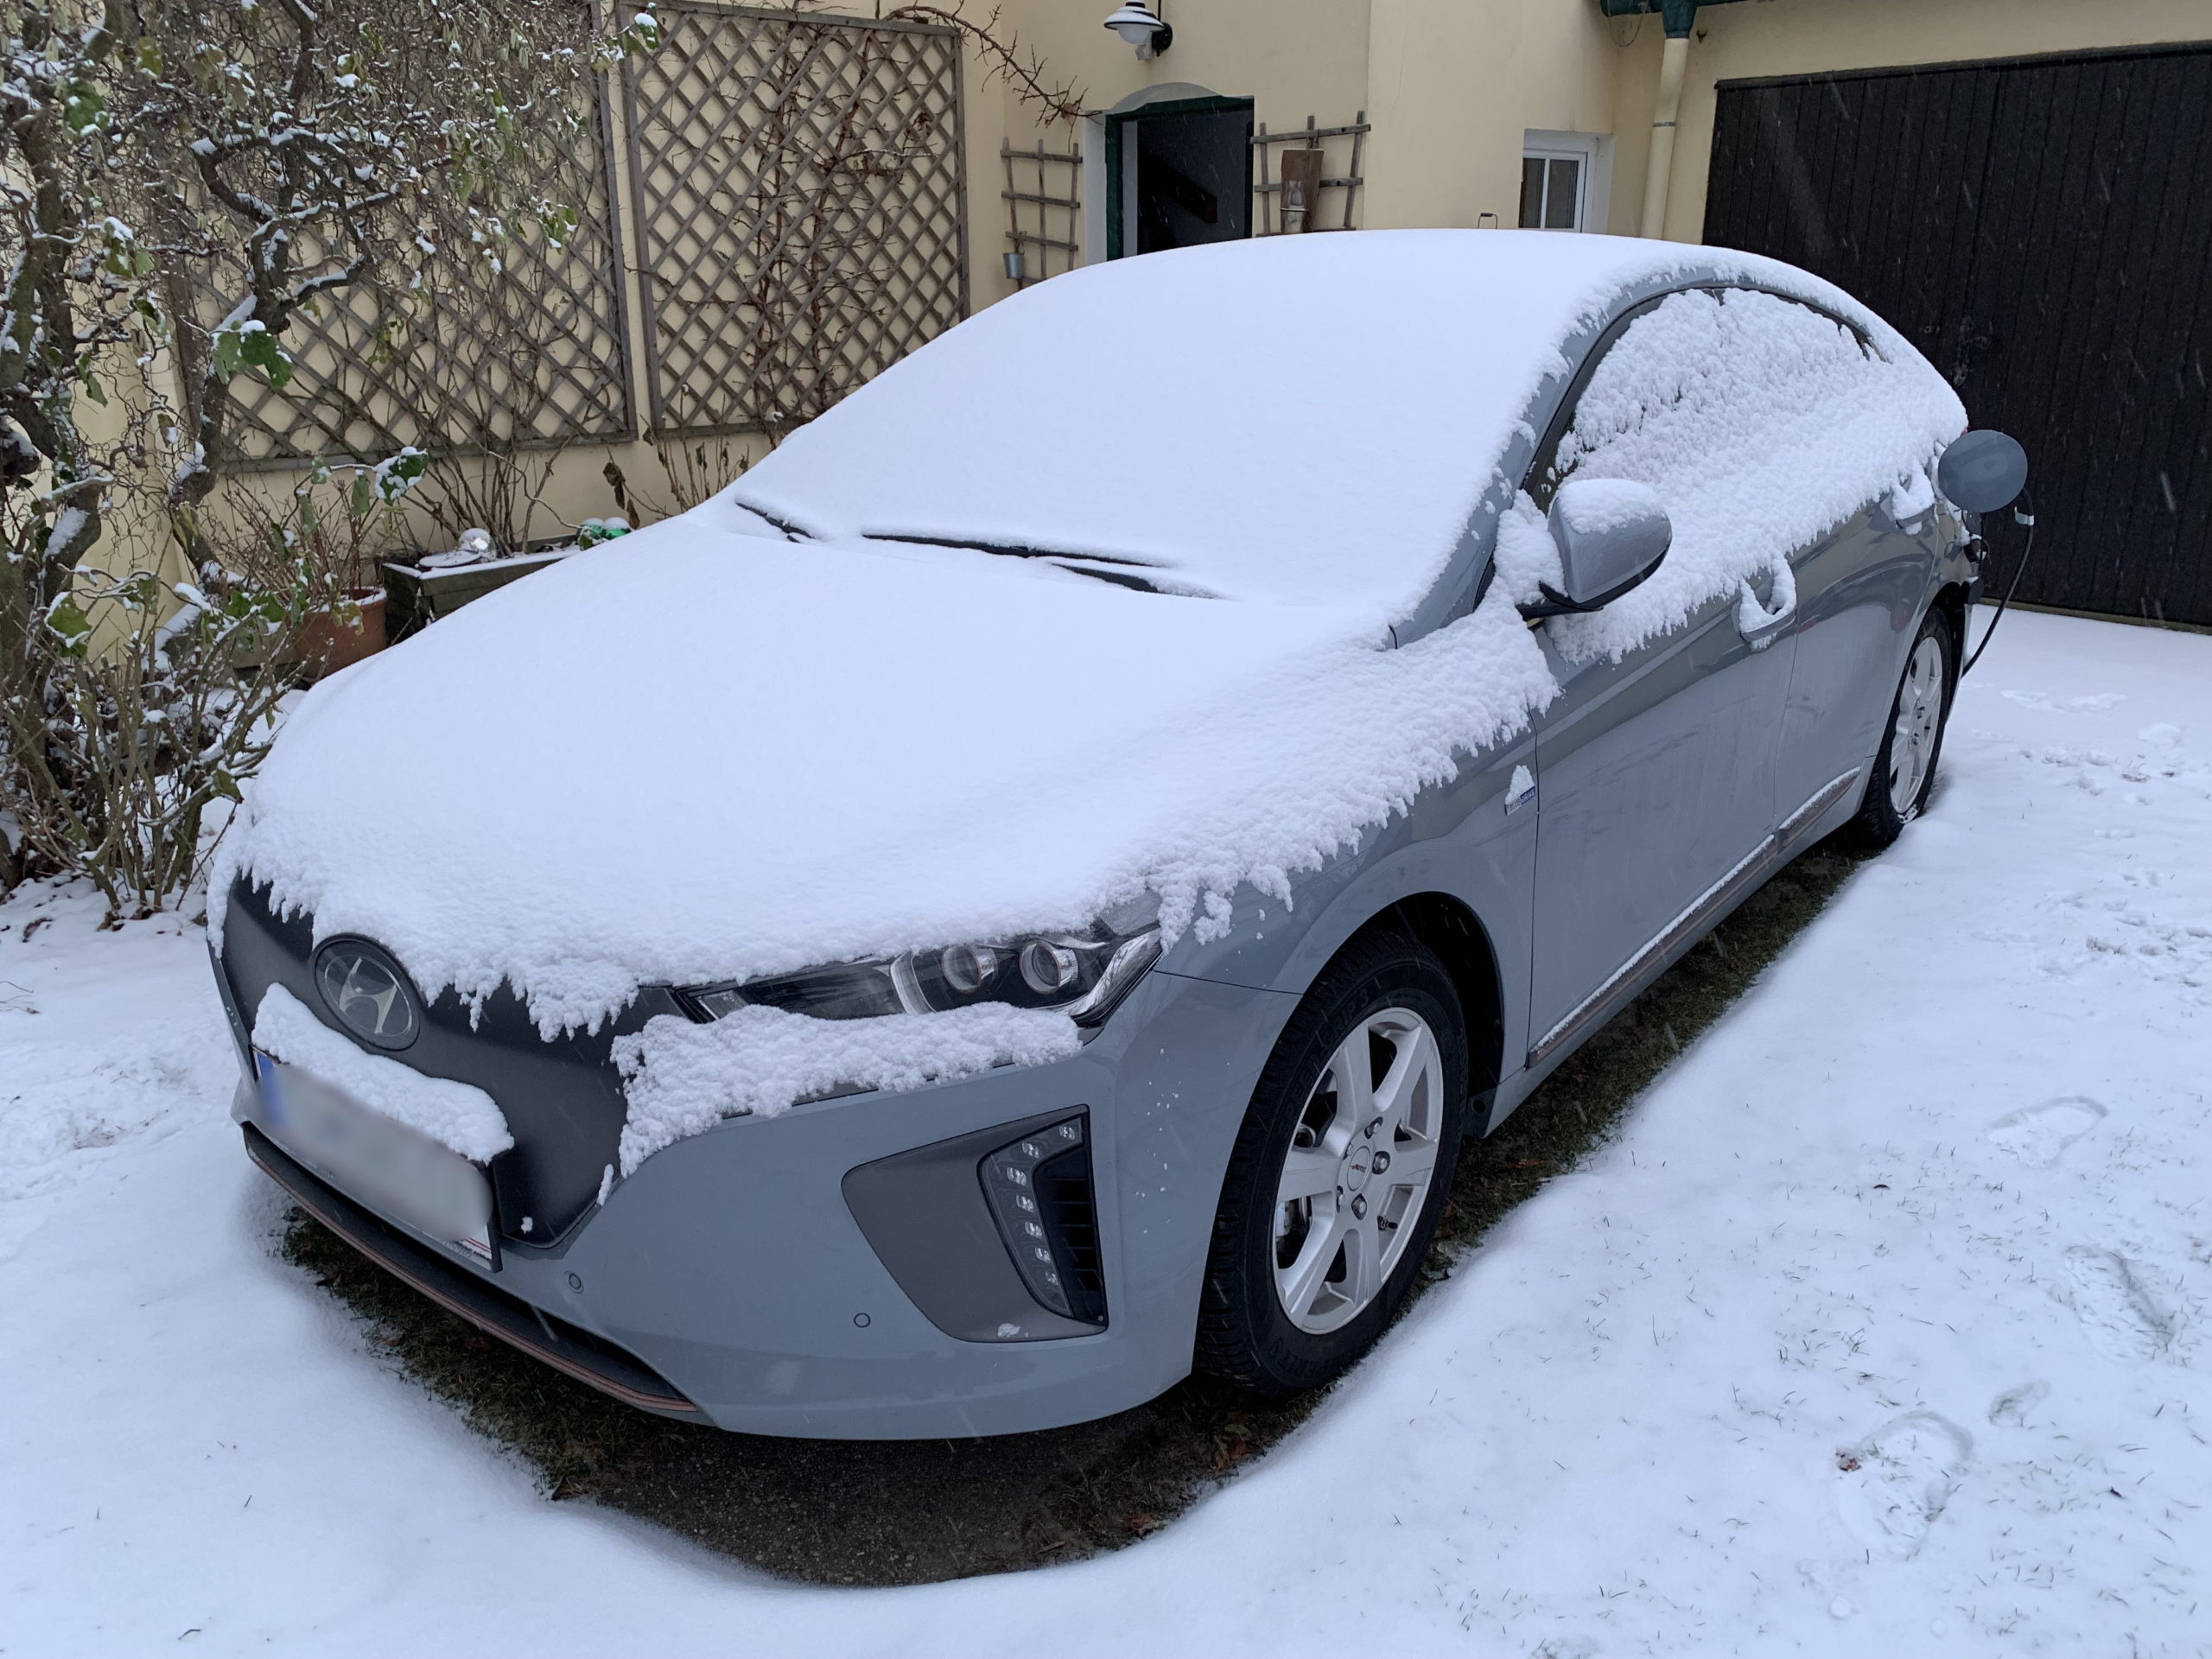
253, 1052, 495, 1262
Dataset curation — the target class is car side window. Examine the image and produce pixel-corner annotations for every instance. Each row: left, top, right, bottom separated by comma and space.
1527, 286, 1878, 510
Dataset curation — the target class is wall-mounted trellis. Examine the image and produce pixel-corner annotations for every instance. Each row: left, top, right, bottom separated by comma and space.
1001, 138, 1080, 288
1255, 113, 1370, 236
207, 3, 969, 464
621, 2, 968, 437
211, 88, 635, 466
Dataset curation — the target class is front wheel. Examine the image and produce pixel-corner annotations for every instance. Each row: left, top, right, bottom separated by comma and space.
1196, 932, 1468, 1396
1847, 607, 1955, 849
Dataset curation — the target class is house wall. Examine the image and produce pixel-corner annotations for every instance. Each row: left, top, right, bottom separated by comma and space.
1361, 0, 1622, 232
981, 0, 1374, 306
979, 0, 1619, 286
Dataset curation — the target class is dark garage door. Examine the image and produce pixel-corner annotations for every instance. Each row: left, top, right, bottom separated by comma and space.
1704, 43, 2212, 626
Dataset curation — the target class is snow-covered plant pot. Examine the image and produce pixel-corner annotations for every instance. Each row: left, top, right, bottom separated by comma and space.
381, 549, 577, 641
297, 590, 388, 677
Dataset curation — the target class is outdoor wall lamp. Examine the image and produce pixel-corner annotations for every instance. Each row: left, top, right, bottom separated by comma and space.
1103, 1, 1171, 60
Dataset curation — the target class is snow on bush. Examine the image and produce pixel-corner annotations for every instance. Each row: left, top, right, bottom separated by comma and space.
212, 234, 1963, 1140
253, 985, 512, 1162
612, 1002, 1082, 1175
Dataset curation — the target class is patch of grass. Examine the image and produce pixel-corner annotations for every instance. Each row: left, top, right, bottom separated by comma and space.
280, 838, 1872, 1586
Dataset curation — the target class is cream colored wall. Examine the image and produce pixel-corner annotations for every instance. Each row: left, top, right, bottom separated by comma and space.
1002, 0, 1371, 141
980, 0, 1372, 302
1618, 0, 2212, 245
1363, 0, 1621, 231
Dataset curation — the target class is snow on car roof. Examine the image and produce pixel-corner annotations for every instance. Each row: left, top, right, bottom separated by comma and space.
734, 232, 1743, 623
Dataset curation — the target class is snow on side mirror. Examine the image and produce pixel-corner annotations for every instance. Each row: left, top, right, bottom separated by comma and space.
1936, 429, 2028, 514
1528, 479, 1672, 618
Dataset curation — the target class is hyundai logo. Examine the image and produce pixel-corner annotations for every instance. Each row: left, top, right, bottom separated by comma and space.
314, 939, 421, 1051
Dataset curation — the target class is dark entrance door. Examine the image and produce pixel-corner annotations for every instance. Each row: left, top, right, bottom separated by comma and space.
1105, 96, 1254, 259
1704, 44, 2212, 626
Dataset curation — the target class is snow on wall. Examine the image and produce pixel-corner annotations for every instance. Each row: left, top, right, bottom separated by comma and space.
251, 984, 512, 1162
211, 232, 1962, 1091
611, 1001, 1082, 1176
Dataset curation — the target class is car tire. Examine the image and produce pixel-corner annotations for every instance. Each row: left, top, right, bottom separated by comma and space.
1847, 606, 1956, 849
1196, 931, 1470, 1397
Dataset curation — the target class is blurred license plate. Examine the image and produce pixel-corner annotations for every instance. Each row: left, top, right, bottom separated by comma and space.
253, 1052, 494, 1262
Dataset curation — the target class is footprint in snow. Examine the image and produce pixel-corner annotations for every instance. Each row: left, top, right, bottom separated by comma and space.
2063, 1246, 2174, 1363
2002, 689, 2128, 714
1986, 1096, 2107, 1166
1834, 1411, 1972, 1562
1987, 1380, 2049, 1427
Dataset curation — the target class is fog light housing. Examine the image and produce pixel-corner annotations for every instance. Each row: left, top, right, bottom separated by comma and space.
979, 1114, 1106, 1325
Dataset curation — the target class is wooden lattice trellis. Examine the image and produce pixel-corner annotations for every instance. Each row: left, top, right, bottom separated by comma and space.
1255, 113, 1370, 236
621, 3, 968, 437
211, 87, 635, 465
1001, 138, 1079, 289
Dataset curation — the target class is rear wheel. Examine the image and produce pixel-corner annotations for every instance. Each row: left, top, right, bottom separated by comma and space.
1847, 607, 1955, 849
1197, 933, 1468, 1395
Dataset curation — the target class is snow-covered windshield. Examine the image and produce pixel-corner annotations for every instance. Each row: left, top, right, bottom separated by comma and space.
730, 232, 1716, 626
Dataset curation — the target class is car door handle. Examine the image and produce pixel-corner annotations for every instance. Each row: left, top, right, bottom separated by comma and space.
1735, 562, 1798, 652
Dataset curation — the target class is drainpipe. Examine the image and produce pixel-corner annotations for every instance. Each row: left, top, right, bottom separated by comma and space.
1597, 0, 1743, 239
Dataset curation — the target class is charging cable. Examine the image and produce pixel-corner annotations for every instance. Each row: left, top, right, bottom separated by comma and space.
1962, 489, 2037, 677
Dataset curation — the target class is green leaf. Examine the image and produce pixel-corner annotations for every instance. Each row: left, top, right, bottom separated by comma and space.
238, 329, 293, 389
45, 596, 93, 655
61, 80, 105, 133
375, 448, 429, 502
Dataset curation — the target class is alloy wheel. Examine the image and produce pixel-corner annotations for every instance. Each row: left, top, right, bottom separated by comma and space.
1886, 634, 1946, 817
1272, 1007, 1446, 1334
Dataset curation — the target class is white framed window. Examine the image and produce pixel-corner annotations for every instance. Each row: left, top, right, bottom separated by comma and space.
1521, 130, 1612, 232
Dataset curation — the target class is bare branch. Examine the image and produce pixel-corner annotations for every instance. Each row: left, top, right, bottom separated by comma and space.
886, 3, 1086, 123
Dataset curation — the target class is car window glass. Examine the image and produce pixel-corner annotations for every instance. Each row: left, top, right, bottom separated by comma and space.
1529, 287, 1876, 509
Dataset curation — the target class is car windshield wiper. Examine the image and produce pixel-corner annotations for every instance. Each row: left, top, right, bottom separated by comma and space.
859, 532, 1211, 598
729, 499, 811, 541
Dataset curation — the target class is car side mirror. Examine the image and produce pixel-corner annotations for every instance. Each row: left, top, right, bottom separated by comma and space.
1936, 429, 2028, 513
1525, 479, 1672, 618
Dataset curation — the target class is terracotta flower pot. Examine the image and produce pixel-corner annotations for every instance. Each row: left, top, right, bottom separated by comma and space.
299, 589, 388, 677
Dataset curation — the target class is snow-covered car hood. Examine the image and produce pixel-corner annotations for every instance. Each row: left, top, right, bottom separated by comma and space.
215, 523, 1558, 1036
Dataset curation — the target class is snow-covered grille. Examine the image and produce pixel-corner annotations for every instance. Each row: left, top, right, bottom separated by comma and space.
620, 3, 968, 437
209, 89, 635, 464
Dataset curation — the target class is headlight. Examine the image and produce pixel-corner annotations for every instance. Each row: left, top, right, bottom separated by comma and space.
681, 895, 1162, 1028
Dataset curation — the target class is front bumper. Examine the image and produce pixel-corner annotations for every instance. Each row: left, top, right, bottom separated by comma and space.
233, 963, 1297, 1439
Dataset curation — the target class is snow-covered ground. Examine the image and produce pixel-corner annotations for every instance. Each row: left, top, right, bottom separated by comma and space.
3, 608, 2207, 1656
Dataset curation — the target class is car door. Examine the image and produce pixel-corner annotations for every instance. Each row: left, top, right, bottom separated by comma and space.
1525, 583, 1792, 1068
1521, 286, 1824, 1068
1775, 487, 1947, 830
